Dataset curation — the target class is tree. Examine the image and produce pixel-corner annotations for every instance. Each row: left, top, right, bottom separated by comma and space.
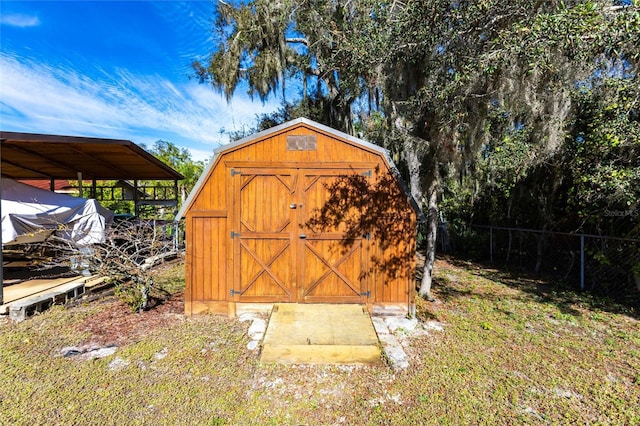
466, 1, 640, 238
381, 0, 639, 283
149, 140, 205, 206
353, 0, 555, 298
566, 78, 640, 237
195, 0, 640, 300
192, 0, 386, 134
193, 0, 432, 294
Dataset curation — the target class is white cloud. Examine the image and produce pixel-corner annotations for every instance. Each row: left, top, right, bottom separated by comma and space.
0, 53, 280, 158
148, 1, 217, 77
186, 147, 215, 163
0, 13, 40, 28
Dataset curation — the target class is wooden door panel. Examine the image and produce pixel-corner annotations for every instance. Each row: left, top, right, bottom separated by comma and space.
238, 238, 292, 300
303, 174, 351, 234
240, 174, 294, 233
299, 170, 370, 303
302, 239, 363, 301
234, 171, 294, 302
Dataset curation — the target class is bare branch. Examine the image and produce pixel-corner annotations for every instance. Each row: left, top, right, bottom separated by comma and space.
285, 37, 308, 46
41, 219, 177, 312
604, 5, 633, 13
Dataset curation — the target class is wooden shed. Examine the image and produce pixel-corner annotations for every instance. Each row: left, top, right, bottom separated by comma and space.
176, 118, 423, 316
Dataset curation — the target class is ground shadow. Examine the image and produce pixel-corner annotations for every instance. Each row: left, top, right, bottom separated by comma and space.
435, 253, 639, 320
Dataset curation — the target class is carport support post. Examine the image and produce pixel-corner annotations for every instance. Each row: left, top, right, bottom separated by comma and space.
77, 172, 83, 197
0, 245, 3, 306
134, 180, 140, 217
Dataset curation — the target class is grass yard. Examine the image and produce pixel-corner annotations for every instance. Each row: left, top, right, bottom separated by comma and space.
1, 257, 638, 425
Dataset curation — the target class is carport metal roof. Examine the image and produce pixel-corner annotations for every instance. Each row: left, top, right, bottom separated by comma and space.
0, 131, 183, 181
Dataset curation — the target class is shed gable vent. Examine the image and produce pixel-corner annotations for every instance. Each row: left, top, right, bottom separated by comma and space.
287, 135, 317, 151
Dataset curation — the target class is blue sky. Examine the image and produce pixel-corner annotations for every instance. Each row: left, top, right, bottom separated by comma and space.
0, 1, 281, 161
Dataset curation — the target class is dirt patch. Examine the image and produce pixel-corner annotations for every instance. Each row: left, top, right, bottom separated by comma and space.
75, 291, 185, 347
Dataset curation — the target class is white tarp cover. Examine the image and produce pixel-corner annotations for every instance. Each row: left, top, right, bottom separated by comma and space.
1, 178, 114, 246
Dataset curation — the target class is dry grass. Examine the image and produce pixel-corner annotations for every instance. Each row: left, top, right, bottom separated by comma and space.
1, 257, 638, 425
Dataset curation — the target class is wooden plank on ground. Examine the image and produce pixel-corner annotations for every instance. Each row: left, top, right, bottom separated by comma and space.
0, 276, 86, 314
84, 276, 107, 288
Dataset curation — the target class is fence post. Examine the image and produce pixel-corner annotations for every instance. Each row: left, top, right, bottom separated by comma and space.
580, 234, 585, 291
490, 226, 494, 264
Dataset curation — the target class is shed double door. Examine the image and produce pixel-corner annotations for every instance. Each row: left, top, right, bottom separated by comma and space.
230, 166, 371, 303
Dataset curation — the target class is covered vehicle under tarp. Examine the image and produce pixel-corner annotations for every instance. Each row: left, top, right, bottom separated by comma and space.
1, 178, 114, 246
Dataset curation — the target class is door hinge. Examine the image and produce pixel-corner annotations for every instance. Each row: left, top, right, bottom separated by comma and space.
230, 289, 242, 296
231, 231, 241, 238
361, 170, 372, 177
230, 169, 241, 176
360, 290, 371, 298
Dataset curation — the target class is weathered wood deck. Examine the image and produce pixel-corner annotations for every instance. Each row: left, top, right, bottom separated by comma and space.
1, 275, 106, 317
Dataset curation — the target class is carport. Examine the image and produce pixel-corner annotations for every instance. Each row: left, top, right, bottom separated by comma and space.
1, 131, 184, 305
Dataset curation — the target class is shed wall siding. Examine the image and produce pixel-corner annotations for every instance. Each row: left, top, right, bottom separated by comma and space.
186, 214, 227, 314
372, 225, 416, 303
189, 159, 228, 212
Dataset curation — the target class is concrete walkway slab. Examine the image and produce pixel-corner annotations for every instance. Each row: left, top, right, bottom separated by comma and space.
260, 304, 381, 365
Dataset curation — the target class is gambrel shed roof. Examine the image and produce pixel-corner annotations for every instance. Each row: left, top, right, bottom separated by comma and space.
176, 117, 423, 221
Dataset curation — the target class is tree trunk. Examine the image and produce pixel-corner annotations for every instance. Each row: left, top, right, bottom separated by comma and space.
534, 226, 547, 275
405, 142, 423, 205
403, 135, 438, 302
418, 175, 438, 301
181, 185, 187, 205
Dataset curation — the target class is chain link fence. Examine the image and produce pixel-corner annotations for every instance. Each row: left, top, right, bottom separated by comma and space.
464, 226, 640, 300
